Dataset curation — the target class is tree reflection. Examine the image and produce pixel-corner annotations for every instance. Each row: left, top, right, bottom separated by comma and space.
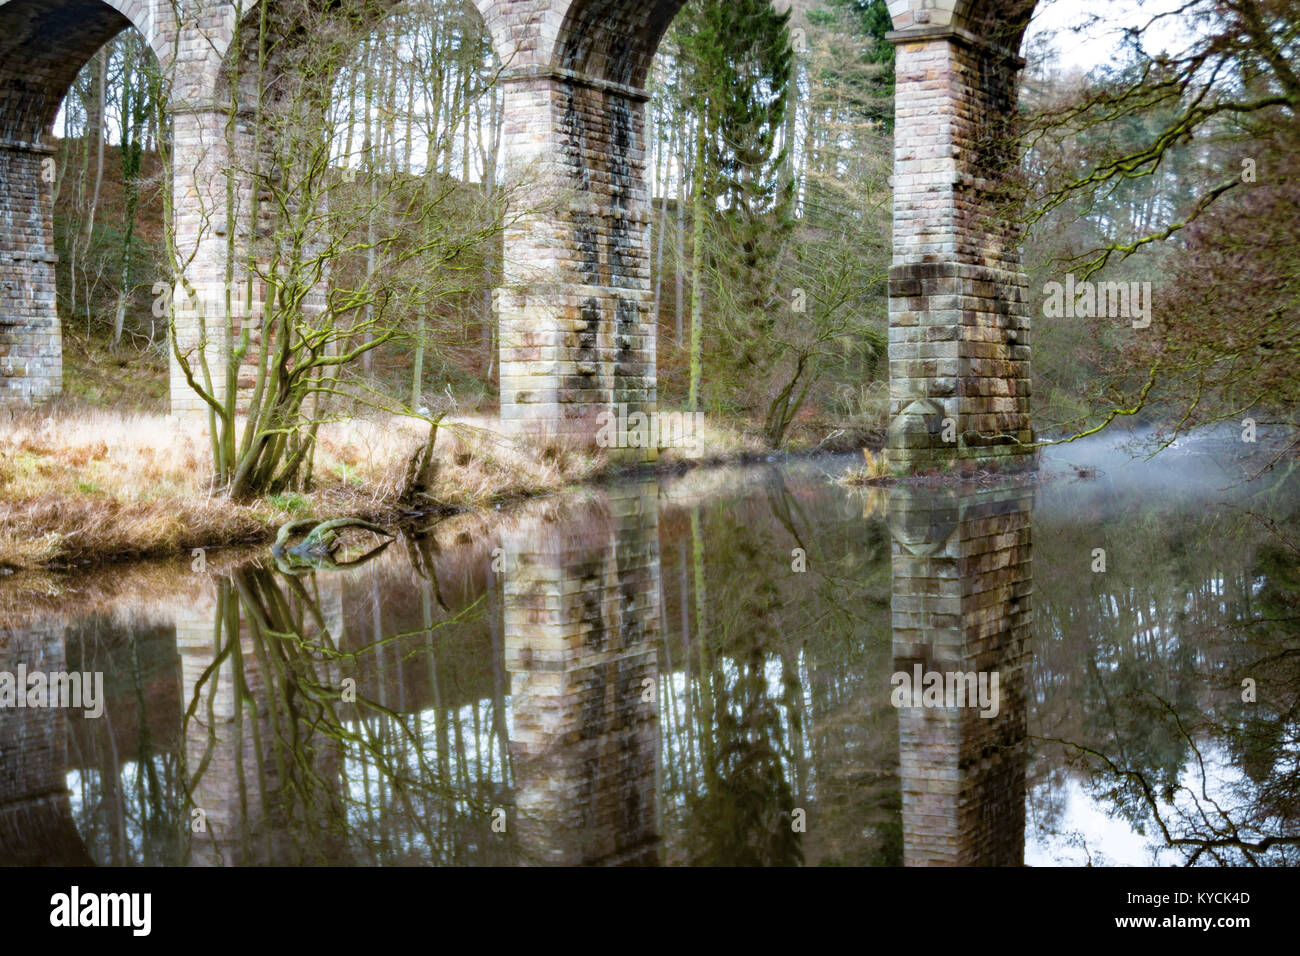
685, 642, 804, 866
8, 456, 1300, 867
1030, 484, 1300, 865
183, 543, 511, 865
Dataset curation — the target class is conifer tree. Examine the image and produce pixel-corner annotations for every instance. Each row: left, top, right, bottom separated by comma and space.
674, 0, 795, 418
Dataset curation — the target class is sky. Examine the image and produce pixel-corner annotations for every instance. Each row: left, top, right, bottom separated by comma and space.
1023, 0, 1203, 74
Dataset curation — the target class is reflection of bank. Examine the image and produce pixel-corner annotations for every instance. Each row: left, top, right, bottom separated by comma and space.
503, 481, 662, 865
173, 480, 667, 866
887, 482, 1033, 866
3, 482, 665, 865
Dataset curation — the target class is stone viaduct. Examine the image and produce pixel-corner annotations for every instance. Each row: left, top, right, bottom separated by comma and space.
1, 0, 1037, 471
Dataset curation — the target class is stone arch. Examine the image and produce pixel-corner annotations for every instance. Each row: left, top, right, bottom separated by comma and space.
551, 0, 687, 88
0, 0, 170, 141
171, 0, 507, 422
3, 0, 1058, 466
887, 0, 1036, 44
485, 0, 708, 450
209, 0, 507, 116
184, 0, 678, 443
0, 0, 169, 406
222, 0, 514, 62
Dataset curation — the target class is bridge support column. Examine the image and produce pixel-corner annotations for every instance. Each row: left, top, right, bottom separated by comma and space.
0, 141, 62, 406
886, 26, 1033, 473
168, 104, 263, 427
496, 68, 656, 458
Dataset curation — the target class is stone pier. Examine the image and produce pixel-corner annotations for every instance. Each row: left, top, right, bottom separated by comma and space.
885, 1, 1037, 472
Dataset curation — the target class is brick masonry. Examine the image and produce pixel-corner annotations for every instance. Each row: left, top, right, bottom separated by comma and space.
886, 1, 1038, 472
3, 0, 1038, 471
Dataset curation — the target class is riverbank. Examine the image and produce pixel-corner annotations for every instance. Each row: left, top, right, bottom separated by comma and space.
0, 406, 797, 573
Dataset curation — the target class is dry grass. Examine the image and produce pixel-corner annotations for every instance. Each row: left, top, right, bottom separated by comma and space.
312, 413, 601, 505
0, 403, 774, 573
0, 407, 610, 572
839, 447, 893, 486
0, 489, 615, 628
652, 412, 766, 463
0, 408, 258, 569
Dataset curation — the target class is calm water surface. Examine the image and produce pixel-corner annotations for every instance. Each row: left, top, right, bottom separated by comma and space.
2, 431, 1297, 865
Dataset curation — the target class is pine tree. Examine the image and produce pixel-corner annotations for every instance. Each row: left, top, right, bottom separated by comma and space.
674, 0, 795, 416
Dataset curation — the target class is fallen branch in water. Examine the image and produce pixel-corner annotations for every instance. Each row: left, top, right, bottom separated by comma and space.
271, 517, 394, 572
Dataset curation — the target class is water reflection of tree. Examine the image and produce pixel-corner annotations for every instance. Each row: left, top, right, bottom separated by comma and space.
1032, 494, 1300, 864
1197, 529, 1300, 862
185, 538, 516, 865
785, 479, 902, 866
663, 471, 900, 865
685, 535, 803, 866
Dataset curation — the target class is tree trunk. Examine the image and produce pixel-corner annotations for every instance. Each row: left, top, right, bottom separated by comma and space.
688, 109, 707, 412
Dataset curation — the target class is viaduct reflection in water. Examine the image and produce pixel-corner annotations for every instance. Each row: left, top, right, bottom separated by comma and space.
504, 483, 661, 865
0, 476, 1037, 866
0, 619, 94, 866
888, 484, 1032, 866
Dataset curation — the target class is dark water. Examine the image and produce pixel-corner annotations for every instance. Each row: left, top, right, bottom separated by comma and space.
2, 431, 1298, 866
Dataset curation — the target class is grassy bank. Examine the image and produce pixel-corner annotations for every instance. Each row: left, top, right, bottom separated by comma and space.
0, 406, 769, 572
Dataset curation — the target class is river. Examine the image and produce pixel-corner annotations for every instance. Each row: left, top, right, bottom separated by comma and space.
2, 429, 1296, 865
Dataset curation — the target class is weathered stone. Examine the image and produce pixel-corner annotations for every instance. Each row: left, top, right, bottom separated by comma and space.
886, 3, 1037, 473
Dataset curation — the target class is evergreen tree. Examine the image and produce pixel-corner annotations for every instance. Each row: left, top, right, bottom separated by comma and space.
674, 0, 795, 421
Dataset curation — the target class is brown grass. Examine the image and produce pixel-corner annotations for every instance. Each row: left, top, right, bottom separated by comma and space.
0, 404, 771, 573
0, 487, 619, 628
839, 447, 893, 486
0, 407, 612, 571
